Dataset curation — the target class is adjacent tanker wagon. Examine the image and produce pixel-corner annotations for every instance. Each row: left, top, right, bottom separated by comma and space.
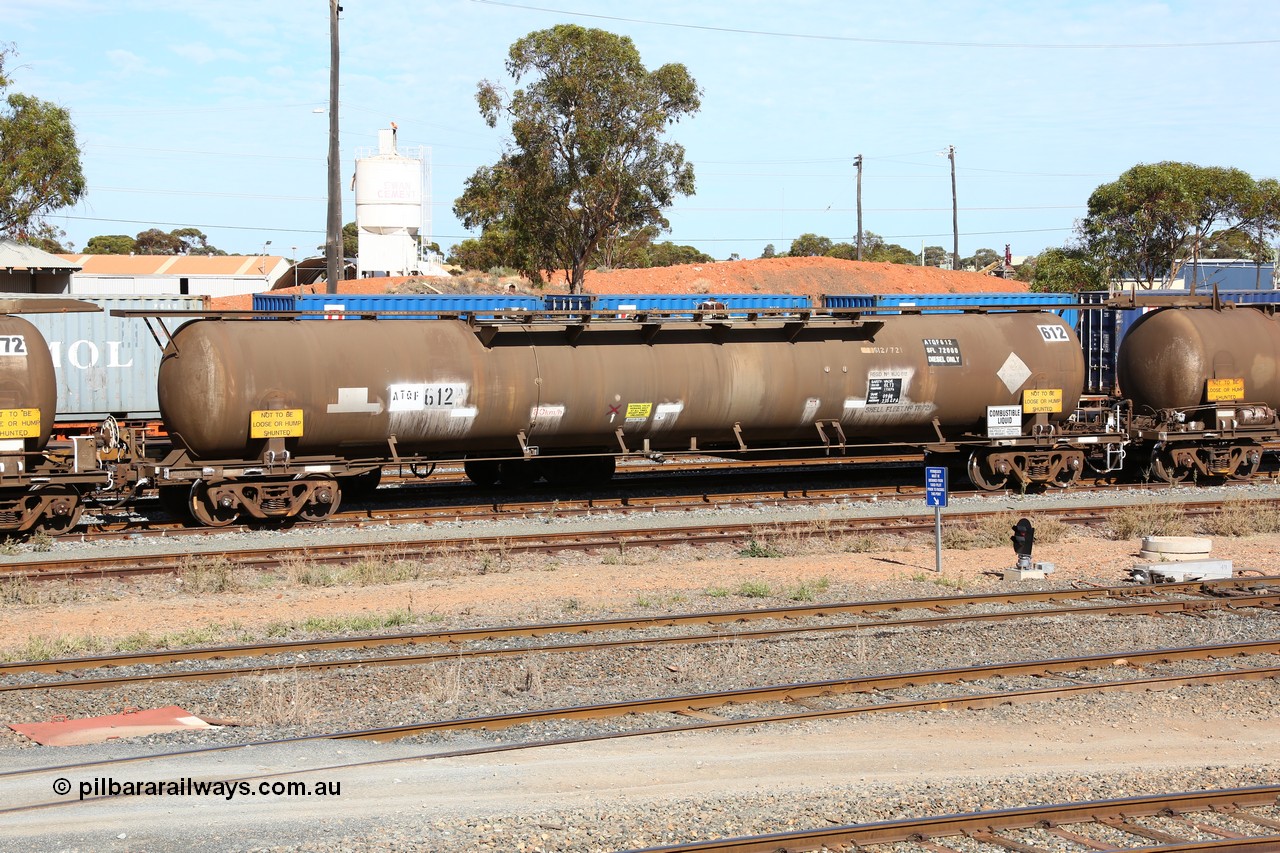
0, 300, 111, 533
15, 293, 207, 426
149, 309, 1109, 525
1116, 304, 1280, 482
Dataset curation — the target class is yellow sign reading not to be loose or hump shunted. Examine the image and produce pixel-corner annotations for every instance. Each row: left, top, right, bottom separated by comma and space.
0, 408, 41, 439
250, 409, 304, 439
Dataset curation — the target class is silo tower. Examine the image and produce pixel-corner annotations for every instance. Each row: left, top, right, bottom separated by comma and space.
354, 124, 426, 277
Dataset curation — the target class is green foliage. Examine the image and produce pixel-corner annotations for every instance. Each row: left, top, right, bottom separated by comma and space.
0, 48, 86, 241
922, 245, 948, 267
964, 247, 1001, 270
788, 233, 832, 257
1081, 162, 1280, 288
455, 25, 701, 292
760, 244, 777, 259
85, 234, 137, 254
1027, 246, 1106, 293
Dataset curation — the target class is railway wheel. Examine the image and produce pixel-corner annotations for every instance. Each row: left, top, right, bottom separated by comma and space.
34, 485, 82, 535
463, 459, 501, 486
1150, 449, 1189, 485
189, 480, 240, 528
966, 452, 1009, 491
297, 476, 341, 523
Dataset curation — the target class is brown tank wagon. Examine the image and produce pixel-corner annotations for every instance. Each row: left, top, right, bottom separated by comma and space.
1117, 304, 1280, 482
144, 309, 1115, 524
0, 304, 112, 533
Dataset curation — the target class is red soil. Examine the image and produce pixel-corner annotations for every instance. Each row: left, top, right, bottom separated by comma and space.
208, 256, 1023, 310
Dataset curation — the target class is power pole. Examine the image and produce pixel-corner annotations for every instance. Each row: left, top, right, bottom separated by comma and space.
853, 154, 863, 261
325, 1, 343, 295
947, 144, 958, 271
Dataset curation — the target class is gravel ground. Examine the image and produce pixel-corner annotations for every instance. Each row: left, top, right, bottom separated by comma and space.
1, 485, 1278, 851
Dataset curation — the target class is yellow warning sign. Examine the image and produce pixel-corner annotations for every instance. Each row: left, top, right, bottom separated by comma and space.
626, 402, 653, 419
0, 408, 41, 439
1022, 388, 1062, 414
1206, 378, 1245, 402
250, 409, 304, 439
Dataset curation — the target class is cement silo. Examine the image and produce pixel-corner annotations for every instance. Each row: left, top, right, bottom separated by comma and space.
354, 125, 426, 277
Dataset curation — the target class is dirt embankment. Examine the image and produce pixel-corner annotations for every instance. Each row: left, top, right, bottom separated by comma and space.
209, 256, 1023, 310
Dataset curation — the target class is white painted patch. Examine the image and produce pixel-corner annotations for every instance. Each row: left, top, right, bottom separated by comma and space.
388, 382, 468, 411
801, 398, 820, 422
0, 335, 28, 356
327, 387, 383, 414
450, 406, 479, 418
997, 353, 1033, 394
843, 398, 864, 410
303, 465, 333, 472
0, 439, 22, 452
532, 404, 566, 419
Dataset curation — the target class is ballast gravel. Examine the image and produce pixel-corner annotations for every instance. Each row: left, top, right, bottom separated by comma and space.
1, 483, 1279, 851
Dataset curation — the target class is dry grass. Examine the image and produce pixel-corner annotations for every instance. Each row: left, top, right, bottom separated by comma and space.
247, 668, 320, 727
1106, 503, 1195, 540
942, 512, 1071, 550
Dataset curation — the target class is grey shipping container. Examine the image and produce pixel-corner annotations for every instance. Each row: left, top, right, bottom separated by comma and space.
16, 293, 207, 423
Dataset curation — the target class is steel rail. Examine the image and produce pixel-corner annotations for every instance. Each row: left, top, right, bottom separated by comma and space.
619, 786, 1280, 852
9, 500, 1279, 582
2, 643, 1278, 797
9, 589, 1279, 694
3, 577, 1274, 678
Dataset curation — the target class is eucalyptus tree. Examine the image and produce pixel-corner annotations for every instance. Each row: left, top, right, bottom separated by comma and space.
455, 25, 700, 292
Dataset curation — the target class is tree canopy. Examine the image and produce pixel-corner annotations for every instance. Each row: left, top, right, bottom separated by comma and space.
454, 25, 701, 293
0, 46, 87, 245
85, 227, 225, 255
1080, 162, 1280, 288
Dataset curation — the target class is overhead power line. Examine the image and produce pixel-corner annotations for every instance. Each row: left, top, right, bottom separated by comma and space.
473, 1, 1280, 48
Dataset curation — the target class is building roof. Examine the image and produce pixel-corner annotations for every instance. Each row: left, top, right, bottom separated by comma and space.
57, 253, 284, 277
0, 237, 82, 272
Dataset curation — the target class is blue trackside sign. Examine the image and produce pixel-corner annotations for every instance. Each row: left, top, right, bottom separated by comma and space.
925, 466, 948, 507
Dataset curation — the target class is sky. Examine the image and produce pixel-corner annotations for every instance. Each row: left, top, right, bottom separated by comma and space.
6, 0, 1280, 263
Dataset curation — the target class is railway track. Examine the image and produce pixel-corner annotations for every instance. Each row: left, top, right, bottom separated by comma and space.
624, 786, 1280, 852
67, 464, 1280, 543
10, 496, 1279, 582
5, 577, 1276, 692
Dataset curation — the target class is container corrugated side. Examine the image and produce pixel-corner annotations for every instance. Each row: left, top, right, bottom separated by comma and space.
819, 294, 876, 309
873, 292, 1079, 330
277, 293, 541, 318
592, 293, 811, 316
17, 294, 206, 422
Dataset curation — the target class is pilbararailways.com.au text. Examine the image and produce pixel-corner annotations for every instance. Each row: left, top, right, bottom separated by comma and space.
53, 777, 342, 801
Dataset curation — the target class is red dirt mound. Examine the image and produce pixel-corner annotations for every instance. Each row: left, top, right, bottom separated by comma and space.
207, 257, 1023, 310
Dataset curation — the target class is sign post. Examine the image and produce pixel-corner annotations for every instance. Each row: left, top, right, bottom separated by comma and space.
924, 466, 948, 573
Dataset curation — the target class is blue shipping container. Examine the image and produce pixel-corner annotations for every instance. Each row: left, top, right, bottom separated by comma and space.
543, 294, 596, 311
872, 292, 1079, 333
252, 292, 542, 318
591, 293, 811, 316
1177, 261, 1275, 292
819, 294, 877, 309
